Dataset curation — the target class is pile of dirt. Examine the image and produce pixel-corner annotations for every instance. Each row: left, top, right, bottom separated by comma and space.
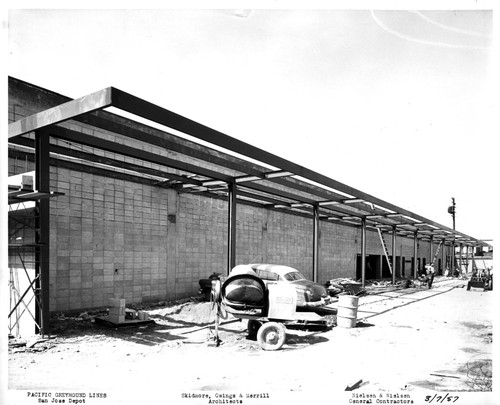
7, 297, 217, 356
150, 299, 215, 323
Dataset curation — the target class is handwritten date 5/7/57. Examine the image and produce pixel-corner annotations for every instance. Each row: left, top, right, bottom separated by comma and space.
425, 393, 459, 403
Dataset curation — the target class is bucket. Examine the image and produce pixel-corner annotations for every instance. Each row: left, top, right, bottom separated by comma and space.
337, 295, 359, 328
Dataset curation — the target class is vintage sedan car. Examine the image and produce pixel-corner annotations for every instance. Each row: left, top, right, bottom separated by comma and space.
248, 263, 333, 311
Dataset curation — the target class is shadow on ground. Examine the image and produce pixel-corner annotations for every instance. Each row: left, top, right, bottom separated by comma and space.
48, 312, 251, 348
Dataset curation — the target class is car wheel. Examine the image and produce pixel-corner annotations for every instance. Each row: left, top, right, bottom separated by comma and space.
256, 322, 286, 351
247, 319, 262, 338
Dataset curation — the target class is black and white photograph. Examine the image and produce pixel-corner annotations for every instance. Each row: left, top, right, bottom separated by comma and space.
1, 1, 497, 405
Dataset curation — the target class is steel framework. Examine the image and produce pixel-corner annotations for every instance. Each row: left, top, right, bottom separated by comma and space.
8, 79, 491, 333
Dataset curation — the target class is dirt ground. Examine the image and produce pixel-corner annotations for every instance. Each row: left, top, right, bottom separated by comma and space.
3, 277, 495, 405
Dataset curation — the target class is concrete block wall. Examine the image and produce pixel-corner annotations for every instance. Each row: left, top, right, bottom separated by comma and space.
319, 221, 359, 282
49, 170, 374, 312
175, 193, 227, 294
264, 210, 314, 278
233, 205, 359, 283
234, 204, 266, 265
49, 167, 171, 311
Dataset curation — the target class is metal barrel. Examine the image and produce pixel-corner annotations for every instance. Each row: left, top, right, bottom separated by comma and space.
337, 295, 359, 328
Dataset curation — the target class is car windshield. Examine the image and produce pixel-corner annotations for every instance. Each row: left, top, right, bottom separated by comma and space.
283, 271, 306, 282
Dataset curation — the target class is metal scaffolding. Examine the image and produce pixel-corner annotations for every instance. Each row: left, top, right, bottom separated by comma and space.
8, 166, 63, 336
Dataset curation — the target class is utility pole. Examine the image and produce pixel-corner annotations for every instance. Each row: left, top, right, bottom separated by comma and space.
448, 197, 456, 230
448, 198, 456, 276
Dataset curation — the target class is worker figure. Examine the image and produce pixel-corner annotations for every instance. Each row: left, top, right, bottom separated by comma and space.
418, 265, 435, 288
425, 265, 435, 288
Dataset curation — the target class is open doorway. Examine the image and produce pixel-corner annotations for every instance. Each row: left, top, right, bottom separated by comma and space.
356, 254, 381, 280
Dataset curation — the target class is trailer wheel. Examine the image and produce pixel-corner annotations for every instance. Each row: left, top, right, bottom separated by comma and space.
247, 320, 262, 338
256, 322, 286, 351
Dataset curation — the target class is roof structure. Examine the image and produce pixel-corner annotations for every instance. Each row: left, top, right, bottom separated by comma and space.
8, 84, 489, 249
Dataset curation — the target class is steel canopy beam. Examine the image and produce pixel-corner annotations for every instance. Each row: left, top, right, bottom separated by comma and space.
72, 108, 351, 209
110, 88, 393, 211
108, 87, 479, 242
47, 126, 233, 184
10, 135, 197, 186
8, 84, 486, 247
9, 88, 113, 139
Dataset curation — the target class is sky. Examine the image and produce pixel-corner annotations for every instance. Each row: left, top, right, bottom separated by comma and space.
3, 1, 497, 245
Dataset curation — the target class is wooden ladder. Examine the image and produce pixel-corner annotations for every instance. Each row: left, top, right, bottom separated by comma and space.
377, 228, 393, 275
430, 240, 443, 267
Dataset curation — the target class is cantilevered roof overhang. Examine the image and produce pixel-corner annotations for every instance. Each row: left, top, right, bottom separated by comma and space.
8, 84, 490, 248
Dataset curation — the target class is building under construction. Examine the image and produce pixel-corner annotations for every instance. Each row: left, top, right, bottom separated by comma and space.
7, 77, 492, 337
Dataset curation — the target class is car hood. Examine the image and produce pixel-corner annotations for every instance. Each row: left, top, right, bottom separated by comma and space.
290, 279, 327, 300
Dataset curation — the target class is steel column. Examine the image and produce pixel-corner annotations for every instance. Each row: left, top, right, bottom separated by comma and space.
413, 231, 418, 278
430, 235, 434, 265
441, 240, 446, 275
463, 244, 467, 274
312, 204, 319, 283
467, 245, 474, 273
35, 130, 50, 335
361, 219, 366, 287
227, 182, 237, 275
467, 245, 471, 274
392, 226, 397, 284
459, 243, 463, 274
451, 240, 455, 276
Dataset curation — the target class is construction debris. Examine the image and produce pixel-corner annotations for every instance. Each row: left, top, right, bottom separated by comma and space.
27, 338, 49, 349
94, 298, 154, 327
326, 278, 366, 297
9, 336, 55, 354
8, 337, 27, 348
